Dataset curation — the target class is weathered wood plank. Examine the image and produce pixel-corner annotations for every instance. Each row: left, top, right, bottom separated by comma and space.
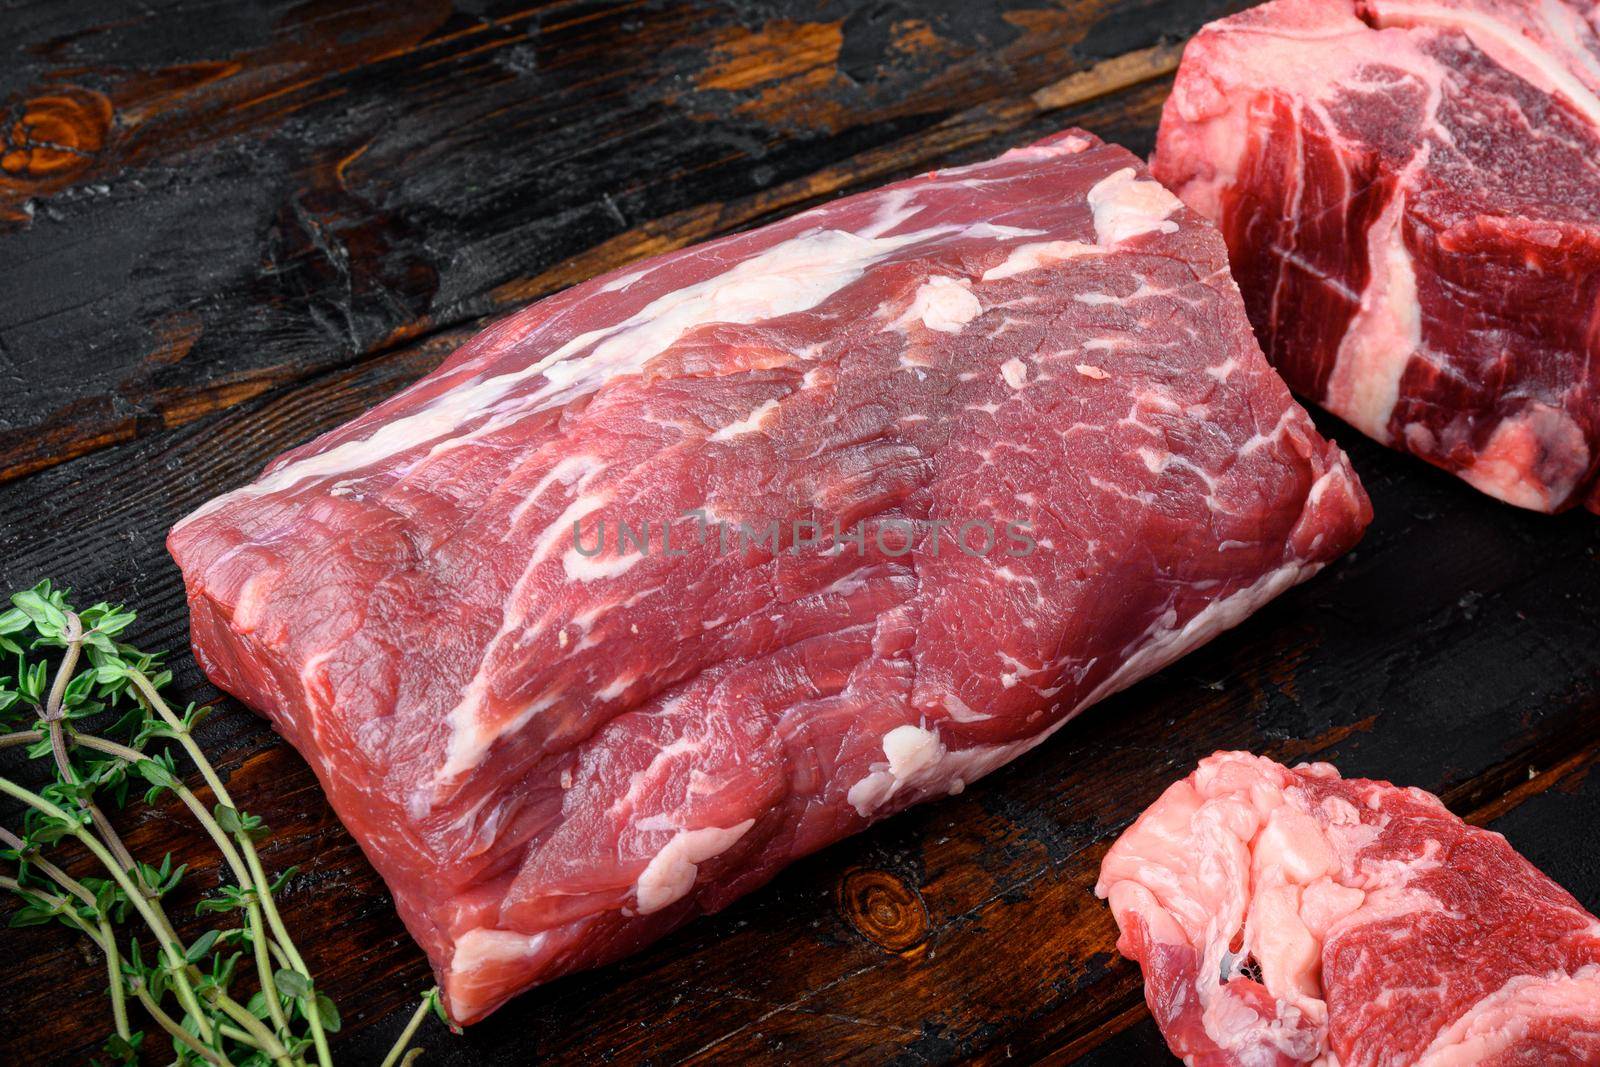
0, 0, 1247, 482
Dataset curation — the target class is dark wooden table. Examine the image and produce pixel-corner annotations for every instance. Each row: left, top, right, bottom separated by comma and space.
1, 1, 1596, 1063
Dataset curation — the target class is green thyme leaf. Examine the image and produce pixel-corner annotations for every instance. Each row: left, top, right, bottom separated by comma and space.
12, 586, 67, 635
273, 967, 311, 1000
313, 992, 342, 1033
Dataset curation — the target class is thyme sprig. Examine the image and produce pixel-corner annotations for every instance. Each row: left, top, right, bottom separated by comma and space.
0, 581, 447, 1065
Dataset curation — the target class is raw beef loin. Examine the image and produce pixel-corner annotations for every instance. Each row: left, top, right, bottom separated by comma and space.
169, 130, 1370, 1023
1099, 752, 1600, 1064
1156, 0, 1600, 513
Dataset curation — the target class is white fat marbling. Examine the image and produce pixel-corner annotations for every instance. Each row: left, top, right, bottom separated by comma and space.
450, 927, 552, 973
897, 275, 982, 333
635, 820, 757, 914
1325, 181, 1424, 443
981, 239, 1101, 281
709, 398, 781, 441
1086, 167, 1183, 246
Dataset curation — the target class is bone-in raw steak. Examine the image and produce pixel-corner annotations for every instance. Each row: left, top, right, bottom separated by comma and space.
1099, 752, 1600, 1064
168, 130, 1370, 1023
1156, 0, 1600, 513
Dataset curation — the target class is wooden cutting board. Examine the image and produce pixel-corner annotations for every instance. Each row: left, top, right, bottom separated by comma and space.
1, 1, 1596, 1063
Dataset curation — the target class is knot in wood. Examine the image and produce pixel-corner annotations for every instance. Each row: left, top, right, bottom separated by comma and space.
2, 87, 111, 181
839, 868, 928, 953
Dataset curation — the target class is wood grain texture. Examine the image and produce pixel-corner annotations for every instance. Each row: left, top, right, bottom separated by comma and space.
0, 1, 1596, 1065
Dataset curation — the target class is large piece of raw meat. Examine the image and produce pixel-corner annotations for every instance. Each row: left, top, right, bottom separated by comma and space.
1156, 0, 1600, 513
168, 130, 1370, 1023
1099, 752, 1600, 1064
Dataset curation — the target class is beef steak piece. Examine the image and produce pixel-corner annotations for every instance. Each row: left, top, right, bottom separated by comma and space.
169, 130, 1370, 1023
1157, 0, 1600, 513
1100, 751, 1600, 1064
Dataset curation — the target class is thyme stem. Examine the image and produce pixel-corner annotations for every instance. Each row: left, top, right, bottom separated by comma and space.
42, 619, 141, 897
39, 620, 179, 950
72, 732, 298, 1038
0, 774, 217, 1046
380, 989, 440, 1067
99, 914, 132, 1041
0, 583, 441, 1064
0, 875, 131, 1041
0, 822, 97, 909
130, 970, 234, 1067
129, 669, 332, 1067
208, 984, 295, 1067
